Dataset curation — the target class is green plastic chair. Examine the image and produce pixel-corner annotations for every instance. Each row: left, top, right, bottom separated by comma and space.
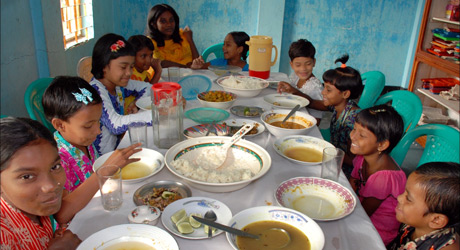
390, 124, 460, 167
24, 77, 55, 132
375, 90, 422, 133
358, 71, 385, 109
202, 43, 224, 62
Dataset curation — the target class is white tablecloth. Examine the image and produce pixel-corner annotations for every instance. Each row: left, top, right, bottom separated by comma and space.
68, 70, 385, 249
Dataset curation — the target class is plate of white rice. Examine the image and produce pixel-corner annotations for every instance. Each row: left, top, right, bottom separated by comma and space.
165, 136, 271, 192
216, 75, 269, 97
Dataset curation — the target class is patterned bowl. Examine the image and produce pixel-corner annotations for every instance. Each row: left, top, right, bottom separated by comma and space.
275, 177, 356, 221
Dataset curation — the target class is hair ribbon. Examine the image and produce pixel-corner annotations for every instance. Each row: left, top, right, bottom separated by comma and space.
72, 88, 93, 105
110, 40, 125, 52
369, 108, 386, 115
340, 63, 347, 68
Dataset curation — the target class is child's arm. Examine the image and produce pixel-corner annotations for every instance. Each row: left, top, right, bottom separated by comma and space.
150, 58, 162, 84
183, 26, 200, 62
54, 144, 142, 225
277, 82, 328, 111
361, 197, 384, 217
190, 56, 210, 69
48, 230, 81, 249
349, 176, 359, 192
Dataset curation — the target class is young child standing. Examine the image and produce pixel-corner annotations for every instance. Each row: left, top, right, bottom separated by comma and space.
348, 105, 406, 245
280, 54, 363, 176
128, 35, 162, 84
146, 4, 199, 68
388, 162, 459, 250
90, 33, 152, 154
42, 76, 141, 225
276, 39, 323, 121
191, 31, 250, 71
1, 117, 81, 249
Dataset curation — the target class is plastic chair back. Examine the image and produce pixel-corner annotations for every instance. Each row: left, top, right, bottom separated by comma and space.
358, 71, 385, 109
390, 124, 460, 167
24, 77, 55, 132
375, 90, 422, 133
202, 43, 224, 62
77, 56, 93, 82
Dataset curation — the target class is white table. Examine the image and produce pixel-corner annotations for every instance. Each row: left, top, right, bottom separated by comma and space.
68, 70, 385, 249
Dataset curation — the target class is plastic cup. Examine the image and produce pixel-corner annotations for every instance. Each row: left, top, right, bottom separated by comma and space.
320, 147, 345, 182
128, 120, 147, 146
96, 165, 123, 211
168, 67, 181, 83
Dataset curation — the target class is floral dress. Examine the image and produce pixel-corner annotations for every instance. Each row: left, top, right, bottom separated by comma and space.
387, 224, 457, 250
54, 131, 98, 192
1, 198, 53, 250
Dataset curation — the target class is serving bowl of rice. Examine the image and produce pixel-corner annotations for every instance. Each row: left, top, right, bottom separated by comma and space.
164, 136, 271, 192
216, 75, 269, 97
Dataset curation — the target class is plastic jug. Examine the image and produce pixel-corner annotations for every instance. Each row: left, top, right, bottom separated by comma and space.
151, 82, 184, 149
246, 35, 278, 79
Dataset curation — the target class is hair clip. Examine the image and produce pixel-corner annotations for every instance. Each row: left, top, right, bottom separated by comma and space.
72, 88, 93, 105
369, 108, 386, 115
110, 40, 125, 52
340, 63, 347, 68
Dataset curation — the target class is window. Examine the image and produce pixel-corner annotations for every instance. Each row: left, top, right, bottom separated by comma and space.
60, 0, 94, 50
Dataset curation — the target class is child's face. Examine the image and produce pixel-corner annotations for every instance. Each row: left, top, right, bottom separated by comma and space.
290, 57, 315, 80
223, 34, 243, 60
57, 103, 102, 149
156, 11, 175, 39
349, 122, 380, 155
134, 47, 153, 73
0, 139, 66, 219
103, 55, 135, 87
321, 82, 347, 106
395, 173, 431, 228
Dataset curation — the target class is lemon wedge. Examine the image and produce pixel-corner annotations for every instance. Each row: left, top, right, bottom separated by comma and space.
189, 213, 202, 228
204, 225, 217, 234
177, 221, 194, 234
171, 208, 186, 224
161, 191, 176, 199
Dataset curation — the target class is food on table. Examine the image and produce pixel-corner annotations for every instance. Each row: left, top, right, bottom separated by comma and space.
200, 91, 234, 102
293, 195, 336, 219
220, 75, 266, 89
121, 162, 154, 180
170, 209, 216, 235
273, 101, 281, 106
269, 121, 307, 129
284, 147, 322, 162
236, 220, 310, 249
138, 187, 183, 211
223, 122, 259, 135
203, 225, 217, 234
243, 107, 250, 116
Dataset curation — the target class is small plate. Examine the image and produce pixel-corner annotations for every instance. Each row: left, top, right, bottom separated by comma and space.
161, 197, 232, 239
230, 105, 264, 117
135, 96, 152, 111
183, 123, 229, 139
77, 224, 178, 250
222, 118, 265, 137
263, 93, 310, 109
275, 177, 356, 221
133, 180, 192, 209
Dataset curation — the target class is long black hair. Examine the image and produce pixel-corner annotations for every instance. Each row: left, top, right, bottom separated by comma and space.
146, 4, 182, 47
1, 117, 56, 171
228, 31, 250, 61
323, 54, 363, 100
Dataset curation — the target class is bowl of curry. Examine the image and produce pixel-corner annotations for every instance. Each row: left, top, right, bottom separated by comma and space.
260, 109, 317, 138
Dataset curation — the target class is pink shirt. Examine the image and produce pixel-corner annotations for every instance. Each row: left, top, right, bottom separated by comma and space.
351, 155, 406, 245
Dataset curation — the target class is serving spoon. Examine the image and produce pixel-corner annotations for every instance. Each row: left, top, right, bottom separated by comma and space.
281, 104, 301, 125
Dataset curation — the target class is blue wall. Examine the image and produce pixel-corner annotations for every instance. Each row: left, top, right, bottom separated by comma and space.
1, 0, 423, 117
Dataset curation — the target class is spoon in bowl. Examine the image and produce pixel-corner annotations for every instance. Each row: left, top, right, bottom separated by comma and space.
204, 210, 217, 237
281, 104, 301, 125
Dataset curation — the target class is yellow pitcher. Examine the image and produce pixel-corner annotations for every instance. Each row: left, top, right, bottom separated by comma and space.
246, 35, 278, 79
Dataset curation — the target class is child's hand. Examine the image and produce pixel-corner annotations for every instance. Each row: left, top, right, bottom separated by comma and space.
126, 101, 139, 114
191, 56, 205, 69
103, 143, 142, 168
277, 81, 297, 94
48, 230, 81, 250
151, 58, 162, 71
183, 26, 193, 43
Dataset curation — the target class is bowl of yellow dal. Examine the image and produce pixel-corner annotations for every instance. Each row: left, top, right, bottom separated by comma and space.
93, 148, 165, 183
273, 135, 335, 166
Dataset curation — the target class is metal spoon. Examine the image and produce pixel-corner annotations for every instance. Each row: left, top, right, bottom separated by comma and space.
204, 210, 217, 237
281, 104, 301, 124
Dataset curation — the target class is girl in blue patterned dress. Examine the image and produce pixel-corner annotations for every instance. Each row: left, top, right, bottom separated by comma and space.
89, 33, 152, 154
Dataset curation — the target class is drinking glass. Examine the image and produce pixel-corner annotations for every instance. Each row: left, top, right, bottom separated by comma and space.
320, 147, 345, 182
96, 165, 123, 211
128, 120, 147, 146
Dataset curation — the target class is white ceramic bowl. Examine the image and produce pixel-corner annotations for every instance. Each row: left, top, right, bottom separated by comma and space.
197, 90, 237, 109
135, 96, 152, 111
273, 135, 335, 165
263, 93, 310, 109
93, 148, 165, 183
226, 206, 325, 250
164, 136, 271, 192
260, 109, 317, 138
216, 75, 269, 97
128, 205, 161, 225
275, 177, 357, 221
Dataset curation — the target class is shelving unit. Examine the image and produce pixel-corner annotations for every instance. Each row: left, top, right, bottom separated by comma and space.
409, 0, 459, 127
